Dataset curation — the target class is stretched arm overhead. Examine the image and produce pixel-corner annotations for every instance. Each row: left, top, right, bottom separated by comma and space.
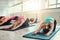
31, 18, 37, 23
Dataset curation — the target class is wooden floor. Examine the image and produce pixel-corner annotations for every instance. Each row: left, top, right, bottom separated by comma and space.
0, 23, 60, 40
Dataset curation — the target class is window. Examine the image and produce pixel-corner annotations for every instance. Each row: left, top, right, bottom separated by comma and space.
49, 0, 56, 4
58, 0, 60, 3
57, 4, 60, 7
46, 0, 60, 8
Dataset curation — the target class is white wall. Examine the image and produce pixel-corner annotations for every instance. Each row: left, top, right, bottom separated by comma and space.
39, 8, 60, 24
6, 0, 46, 17
1, 0, 23, 17
0, 0, 8, 16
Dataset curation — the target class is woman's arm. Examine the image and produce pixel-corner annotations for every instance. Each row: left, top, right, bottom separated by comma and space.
30, 18, 37, 23
33, 21, 45, 34
32, 18, 37, 23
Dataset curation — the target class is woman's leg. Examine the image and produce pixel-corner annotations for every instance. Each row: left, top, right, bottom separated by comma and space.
32, 22, 45, 34
0, 20, 19, 30
10, 20, 22, 30
0, 19, 23, 30
10, 23, 20, 30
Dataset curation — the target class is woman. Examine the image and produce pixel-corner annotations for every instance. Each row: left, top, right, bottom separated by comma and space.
0, 16, 29, 30
8, 16, 26, 30
33, 17, 57, 36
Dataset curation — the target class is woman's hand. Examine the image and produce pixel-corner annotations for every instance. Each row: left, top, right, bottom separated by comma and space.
32, 32, 37, 34
32, 31, 40, 35
44, 33, 50, 36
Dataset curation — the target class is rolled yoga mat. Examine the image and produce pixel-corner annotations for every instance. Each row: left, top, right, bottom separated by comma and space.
23, 28, 60, 40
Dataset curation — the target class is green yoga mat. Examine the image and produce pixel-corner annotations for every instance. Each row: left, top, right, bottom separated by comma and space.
23, 28, 60, 40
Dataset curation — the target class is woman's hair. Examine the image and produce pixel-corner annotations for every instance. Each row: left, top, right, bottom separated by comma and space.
53, 19, 57, 31
0, 16, 5, 19
30, 18, 34, 22
11, 16, 18, 20
0, 17, 3, 19
14, 16, 18, 20
26, 18, 30, 22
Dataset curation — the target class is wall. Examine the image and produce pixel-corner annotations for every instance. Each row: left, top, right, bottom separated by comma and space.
6, 0, 45, 17
39, 8, 60, 24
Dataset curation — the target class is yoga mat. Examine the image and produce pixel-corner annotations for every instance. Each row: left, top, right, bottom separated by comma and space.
0, 19, 12, 26
0, 23, 34, 31
23, 28, 60, 40
0, 22, 12, 26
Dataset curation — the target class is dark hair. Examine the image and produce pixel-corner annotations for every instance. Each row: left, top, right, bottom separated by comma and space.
30, 18, 34, 22
12, 16, 18, 20
26, 18, 30, 22
53, 19, 57, 31
0, 16, 4, 19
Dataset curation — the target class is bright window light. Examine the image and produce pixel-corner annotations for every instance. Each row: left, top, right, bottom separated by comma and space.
23, 0, 42, 12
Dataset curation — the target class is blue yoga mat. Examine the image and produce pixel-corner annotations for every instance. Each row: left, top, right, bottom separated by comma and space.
23, 28, 60, 40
